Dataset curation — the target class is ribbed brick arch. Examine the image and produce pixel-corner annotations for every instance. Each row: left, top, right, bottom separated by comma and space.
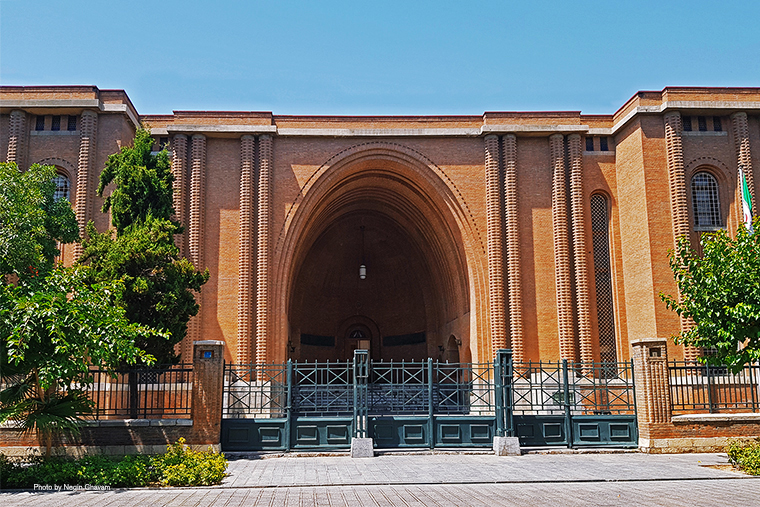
271, 142, 487, 363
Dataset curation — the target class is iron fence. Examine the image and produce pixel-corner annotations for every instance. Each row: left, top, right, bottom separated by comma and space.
86, 365, 193, 419
669, 360, 760, 413
223, 363, 289, 418
511, 360, 636, 416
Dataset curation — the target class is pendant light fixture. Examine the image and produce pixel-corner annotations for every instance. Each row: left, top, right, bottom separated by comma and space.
359, 225, 367, 280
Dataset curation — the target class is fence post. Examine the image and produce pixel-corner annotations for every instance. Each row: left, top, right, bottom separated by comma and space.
351, 349, 372, 458
562, 359, 573, 449
706, 363, 714, 414
493, 349, 519, 455
428, 357, 435, 449
191, 340, 225, 450
630, 339, 671, 452
285, 359, 293, 451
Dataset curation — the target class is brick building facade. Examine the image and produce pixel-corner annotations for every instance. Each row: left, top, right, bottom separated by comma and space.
2, 86, 758, 368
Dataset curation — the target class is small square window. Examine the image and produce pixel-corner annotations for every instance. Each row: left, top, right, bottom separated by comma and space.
599, 137, 609, 151
36, 116, 45, 131
682, 116, 692, 131
585, 137, 594, 151
713, 116, 722, 132
67, 115, 77, 131
51, 116, 61, 131
698, 116, 707, 132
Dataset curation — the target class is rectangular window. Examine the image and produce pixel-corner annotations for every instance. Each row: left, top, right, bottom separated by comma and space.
67, 115, 77, 131
599, 137, 609, 151
698, 116, 707, 131
682, 116, 692, 131
585, 137, 594, 151
713, 116, 722, 132
51, 115, 61, 131
36, 116, 45, 131
159, 137, 169, 150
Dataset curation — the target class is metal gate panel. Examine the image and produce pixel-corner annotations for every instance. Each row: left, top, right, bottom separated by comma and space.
371, 416, 429, 448
514, 415, 569, 446
571, 415, 637, 447
221, 418, 288, 451
291, 416, 353, 449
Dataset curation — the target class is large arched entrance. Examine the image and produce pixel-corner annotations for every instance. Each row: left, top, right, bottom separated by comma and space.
277, 145, 480, 363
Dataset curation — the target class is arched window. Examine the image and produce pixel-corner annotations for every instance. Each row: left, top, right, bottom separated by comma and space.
590, 194, 617, 365
691, 171, 721, 230
52, 173, 70, 202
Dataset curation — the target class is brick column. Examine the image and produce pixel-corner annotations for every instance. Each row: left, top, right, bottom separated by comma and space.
631, 338, 672, 447
73, 110, 98, 260
664, 112, 698, 362
238, 135, 255, 364
485, 134, 507, 356
731, 112, 757, 217
191, 340, 225, 448
569, 134, 592, 366
186, 134, 206, 361
502, 134, 523, 362
171, 134, 188, 256
6, 110, 28, 168
551, 134, 574, 360
256, 135, 273, 365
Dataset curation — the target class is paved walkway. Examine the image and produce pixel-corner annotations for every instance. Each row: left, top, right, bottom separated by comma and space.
3, 451, 760, 506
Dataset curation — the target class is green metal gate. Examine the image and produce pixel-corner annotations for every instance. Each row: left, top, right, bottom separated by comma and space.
220, 350, 637, 451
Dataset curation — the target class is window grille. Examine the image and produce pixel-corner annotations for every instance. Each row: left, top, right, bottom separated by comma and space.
591, 194, 617, 364
698, 116, 707, 132
682, 116, 692, 131
585, 137, 594, 151
713, 116, 722, 132
36, 116, 45, 131
691, 172, 721, 230
51, 115, 61, 131
67, 115, 77, 131
53, 173, 70, 201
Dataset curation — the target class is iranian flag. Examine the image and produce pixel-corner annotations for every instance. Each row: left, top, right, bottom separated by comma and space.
739, 165, 754, 232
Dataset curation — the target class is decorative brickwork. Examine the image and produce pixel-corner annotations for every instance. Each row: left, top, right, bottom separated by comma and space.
171, 134, 188, 256
186, 134, 206, 360
72, 110, 98, 260
6, 109, 27, 168
502, 134, 523, 362
485, 135, 506, 356
551, 134, 574, 361
731, 112, 756, 214
664, 112, 698, 362
631, 339, 671, 437
569, 134, 592, 365
238, 135, 255, 364
256, 135, 273, 365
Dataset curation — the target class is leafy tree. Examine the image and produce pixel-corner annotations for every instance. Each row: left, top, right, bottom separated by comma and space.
80, 127, 208, 364
661, 218, 760, 371
0, 266, 162, 458
0, 162, 79, 281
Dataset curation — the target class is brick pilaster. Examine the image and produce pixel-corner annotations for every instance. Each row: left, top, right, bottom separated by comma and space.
631, 339, 672, 441
502, 134, 523, 362
6, 109, 28, 168
171, 134, 188, 256
664, 112, 698, 362
238, 135, 255, 365
256, 135, 272, 365
551, 134, 574, 361
569, 134, 592, 366
731, 112, 756, 217
485, 134, 507, 356
191, 341, 225, 446
73, 110, 98, 260
186, 134, 206, 361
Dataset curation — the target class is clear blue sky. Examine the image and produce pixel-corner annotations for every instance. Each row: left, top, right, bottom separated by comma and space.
2, 0, 759, 116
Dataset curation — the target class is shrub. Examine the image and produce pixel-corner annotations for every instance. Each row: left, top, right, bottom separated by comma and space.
727, 438, 760, 475
151, 438, 227, 486
0, 439, 227, 489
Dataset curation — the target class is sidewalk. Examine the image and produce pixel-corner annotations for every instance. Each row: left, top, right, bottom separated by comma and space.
3, 451, 760, 506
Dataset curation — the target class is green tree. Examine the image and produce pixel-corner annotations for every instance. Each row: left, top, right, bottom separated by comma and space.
80, 128, 208, 364
661, 218, 760, 371
0, 266, 162, 458
0, 162, 79, 281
